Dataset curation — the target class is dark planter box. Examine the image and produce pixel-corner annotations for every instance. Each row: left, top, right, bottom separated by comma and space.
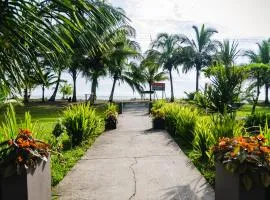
105, 117, 117, 130
0, 158, 51, 200
117, 102, 123, 114
153, 118, 165, 129
215, 162, 270, 200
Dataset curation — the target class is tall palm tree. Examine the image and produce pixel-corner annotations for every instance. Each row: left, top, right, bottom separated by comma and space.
140, 54, 167, 101
216, 40, 241, 67
181, 24, 219, 91
149, 33, 184, 102
245, 40, 270, 104
0, 0, 127, 99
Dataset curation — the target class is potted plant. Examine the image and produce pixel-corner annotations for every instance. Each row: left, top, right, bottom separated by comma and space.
105, 103, 118, 130
0, 129, 51, 200
212, 134, 270, 200
151, 108, 165, 129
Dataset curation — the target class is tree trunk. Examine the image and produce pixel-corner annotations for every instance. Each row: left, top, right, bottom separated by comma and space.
252, 81, 261, 114
149, 82, 152, 101
90, 77, 97, 105
23, 87, 29, 103
196, 69, 200, 92
169, 70, 174, 102
109, 78, 117, 103
265, 83, 269, 104
72, 70, 77, 102
42, 85, 45, 102
49, 71, 61, 101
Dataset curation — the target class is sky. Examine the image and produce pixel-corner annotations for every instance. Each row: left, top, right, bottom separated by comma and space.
32, 0, 270, 100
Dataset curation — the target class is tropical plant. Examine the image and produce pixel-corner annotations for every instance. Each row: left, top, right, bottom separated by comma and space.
213, 134, 270, 190
62, 103, 104, 147
245, 40, 270, 103
0, 0, 127, 101
203, 65, 247, 114
181, 24, 219, 91
150, 33, 184, 102
107, 34, 142, 102
245, 112, 270, 129
105, 103, 118, 130
60, 83, 73, 100
215, 40, 241, 67
0, 129, 50, 176
245, 63, 270, 114
140, 53, 167, 101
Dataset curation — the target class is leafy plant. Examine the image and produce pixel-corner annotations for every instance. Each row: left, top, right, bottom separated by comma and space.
105, 103, 118, 130
62, 103, 104, 147
0, 129, 50, 177
245, 112, 270, 129
52, 119, 66, 138
190, 119, 215, 163
213, 134, 270, 190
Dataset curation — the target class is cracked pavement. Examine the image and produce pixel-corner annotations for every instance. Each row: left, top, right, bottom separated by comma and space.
55, 103, 214, 200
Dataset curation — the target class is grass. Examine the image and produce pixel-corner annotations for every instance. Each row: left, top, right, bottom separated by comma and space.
0, 101, 107, 190
237, 103, 270, 117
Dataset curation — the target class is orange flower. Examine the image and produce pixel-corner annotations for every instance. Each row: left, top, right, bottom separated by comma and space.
260, 146, 270, 153
257, 134, 266, 143
17, 156, 23, 162
8, 140, 13, 146
219, 141, 226, 147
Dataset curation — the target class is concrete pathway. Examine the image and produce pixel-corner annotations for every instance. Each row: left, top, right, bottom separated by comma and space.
55, 103, 214, 200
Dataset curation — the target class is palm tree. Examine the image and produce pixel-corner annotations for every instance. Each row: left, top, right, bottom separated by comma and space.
181, 24, 219, 91
246, 63, 270, 114
140, 54, 168, 101
149, 33, 184, 102
107, 29, 142, 102
0, 1, 127, 99
245, 40, 270, 104
216, 40, 241, 67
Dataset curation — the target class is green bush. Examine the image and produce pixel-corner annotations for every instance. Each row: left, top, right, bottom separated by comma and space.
190, 119, 215, 163
105, 103, 118, 130
211, 113, 243, 141
52, 119, 66, 138
245, 112, 270, 128
62, 103, 104, 147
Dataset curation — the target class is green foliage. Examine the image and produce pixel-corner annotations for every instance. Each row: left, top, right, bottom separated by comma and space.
105, 103, 118, 130
202, 65, 246, 114
60, 83, 73, 99
52, 119, 66, 138
211, 113, 243, 141
184, 91, 197, 100
245, 112, 270, 128
62, 103, 104, 147
190, 119, 215, 163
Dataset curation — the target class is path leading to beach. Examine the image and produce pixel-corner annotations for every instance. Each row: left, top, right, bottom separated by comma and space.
55, 103, 214, 200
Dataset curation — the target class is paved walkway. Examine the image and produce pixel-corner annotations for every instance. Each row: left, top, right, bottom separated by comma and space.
55, 104, 214, 200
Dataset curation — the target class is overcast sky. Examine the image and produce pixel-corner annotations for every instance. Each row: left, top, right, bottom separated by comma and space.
32, 0, 270, 100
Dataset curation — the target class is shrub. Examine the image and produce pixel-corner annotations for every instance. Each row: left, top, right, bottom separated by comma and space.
190, 119, 215, 163
151, 99, 166, 113
62, 103, 104, 147
105, 103, 118, 130
52, 119, 66, 138
211, 113, 243, 141
245, 112, 270, 128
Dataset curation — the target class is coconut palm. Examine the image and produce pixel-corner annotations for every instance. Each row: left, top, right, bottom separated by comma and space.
149, 33, 184, 102
140, 54, 167, 101
245, 40, 270, 103
216, 40, 241, 67
0, 0, 127, 99
181, 24, 219, 91
107, 29, 142, 102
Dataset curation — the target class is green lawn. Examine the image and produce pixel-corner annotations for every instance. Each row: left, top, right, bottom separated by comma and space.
237, 104, 270, 117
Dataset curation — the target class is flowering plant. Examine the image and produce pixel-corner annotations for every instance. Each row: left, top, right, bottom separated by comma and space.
0, 129, 50, 176
212, 134, 270, 190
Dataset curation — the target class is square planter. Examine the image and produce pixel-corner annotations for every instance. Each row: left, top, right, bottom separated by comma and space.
215, 162, 270, 200
153, 118, 165, 129
0, 158, 51, 200
105, 117, 117, 130
117, 102, 123, 114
